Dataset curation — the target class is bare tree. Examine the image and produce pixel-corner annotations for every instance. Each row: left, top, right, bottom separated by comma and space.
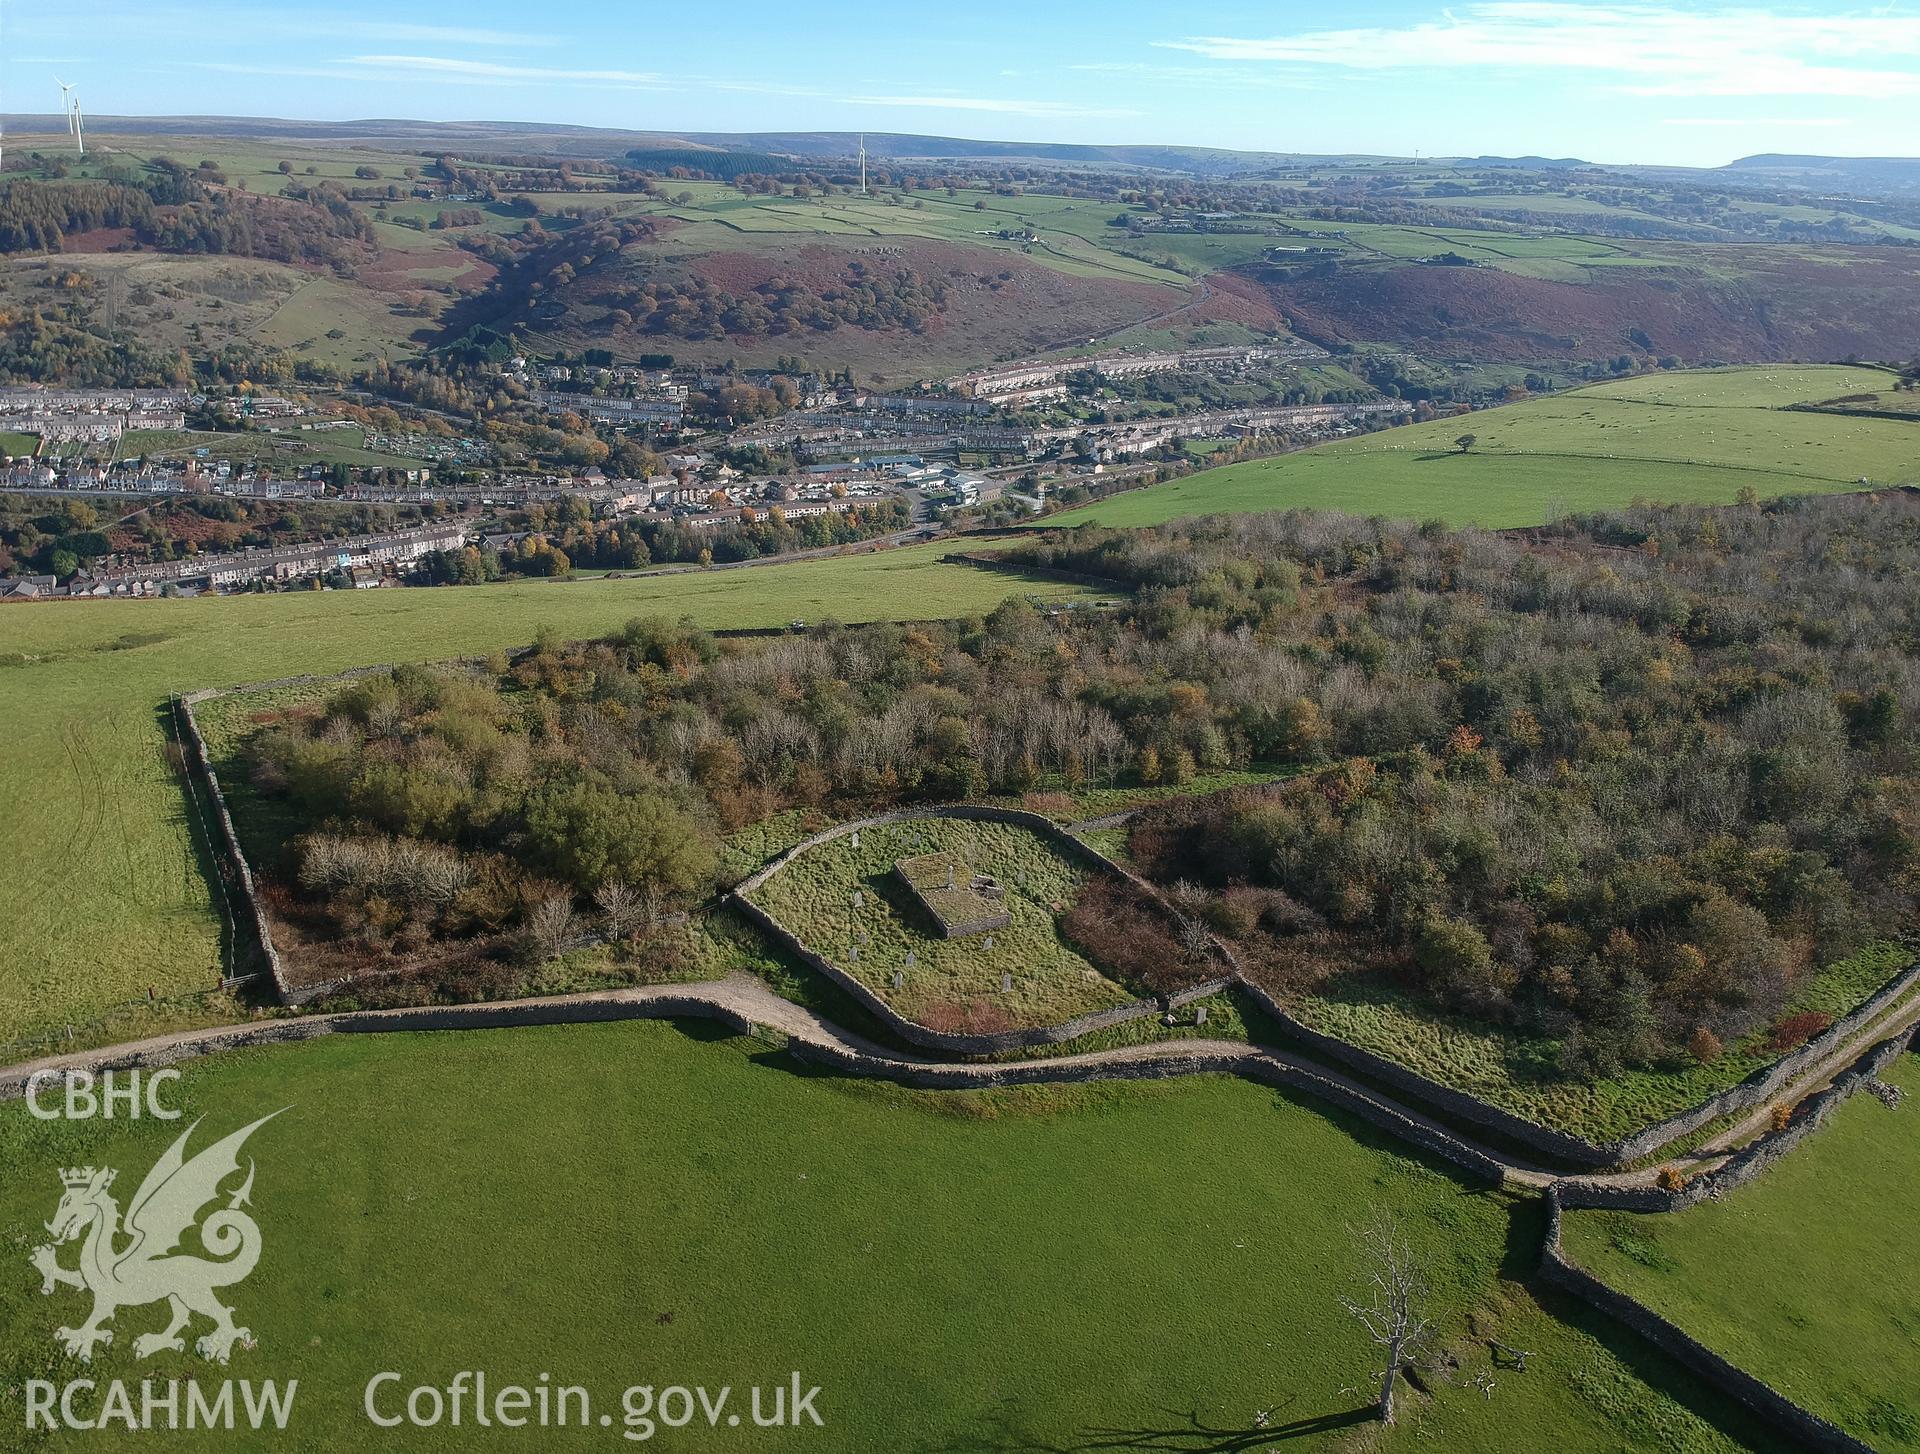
595, 879, 642, 942
1177, 914, 1215, 962
1340, 1211, 1431, 1424
526, 895, 580, 962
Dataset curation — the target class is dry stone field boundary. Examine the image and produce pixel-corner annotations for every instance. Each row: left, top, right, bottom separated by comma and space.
5, 971, 1913, 1454
1230, 961, 1920, 1172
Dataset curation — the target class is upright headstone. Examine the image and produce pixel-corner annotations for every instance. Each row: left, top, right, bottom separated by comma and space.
891, 969, 904, 989
905, 950, 916, 968
1001, 973, 1013, 993
851, 830, 860, 850
849, 945, 859, 962
984, 935, 995, 951
852, 890, 864, 910
1194, 1005, 1208, 1025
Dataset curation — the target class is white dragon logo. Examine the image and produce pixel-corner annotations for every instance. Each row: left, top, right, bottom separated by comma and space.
29, 1110, 285, 1364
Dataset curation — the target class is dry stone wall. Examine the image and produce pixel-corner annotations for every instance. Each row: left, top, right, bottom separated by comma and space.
782, 1035, 1507, 1184
177, 689, 288, 999
1234, 964, 1920, 1173
1540, 1187, 1877, 1454
1612, 958, 1920, 1162
1555, 1023, 1919, 1214
0, 992, 756, 1102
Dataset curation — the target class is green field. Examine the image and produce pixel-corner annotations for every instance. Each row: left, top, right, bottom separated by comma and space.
1562, 1054, 1920, 1450
1049, 366, 1913, 530
0, 1016, 1790, 1452
746, 818, 1129, 1031
625, 182, 1190, 289
246, 274, 436, 369
0, 546, 1090, 1044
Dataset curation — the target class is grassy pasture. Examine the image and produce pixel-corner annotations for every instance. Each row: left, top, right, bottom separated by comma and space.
0, 545, 1090, 1043
246, 274, 434, 368
1561, 1054, 1920, 1450
1048, 365, 1912, 530
745, 818, 1130, 1031
77, 133, 441, 197
1800, 391, 1920, 421
1422, 192, 1674, 222
1576, 365, 1904, 409
0, 1017, 1790, 1452
0, 251, 305, 352
636, 184, 1188, 288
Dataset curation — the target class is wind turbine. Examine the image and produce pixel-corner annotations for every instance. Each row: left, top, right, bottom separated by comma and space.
54, 76, 84, 157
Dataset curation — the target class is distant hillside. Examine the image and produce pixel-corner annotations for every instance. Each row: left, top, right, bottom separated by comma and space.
1722, 154, 1920, 193
1239, 244, 1920, 366
0, 115, 1366, 178
677, 131, 1310, 176
6, 116, 1912, 191
1464, 155, 1593, 170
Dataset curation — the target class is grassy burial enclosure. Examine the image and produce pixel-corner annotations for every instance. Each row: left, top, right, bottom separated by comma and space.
744, 817, 1137, 1034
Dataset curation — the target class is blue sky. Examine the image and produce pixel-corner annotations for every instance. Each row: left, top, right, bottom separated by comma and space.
5, 1, 1914, 167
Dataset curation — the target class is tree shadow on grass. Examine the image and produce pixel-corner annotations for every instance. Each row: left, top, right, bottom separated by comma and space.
908, 1398, 1373, 1454
1071, 1403, 1375, 1450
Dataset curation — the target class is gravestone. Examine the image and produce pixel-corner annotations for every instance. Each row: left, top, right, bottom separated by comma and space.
905, 950, 916, 967
852, 890, 864, 910
849, 945, 859, 961
891, 969, 904, 989
1001, 973, 1013, 993
984, 935, 995, 950
1194, 1005, 1208, 1025
851, 830, 860, 850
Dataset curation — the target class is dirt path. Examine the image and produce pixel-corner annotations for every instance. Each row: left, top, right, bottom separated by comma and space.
8, 971, 1913, 1196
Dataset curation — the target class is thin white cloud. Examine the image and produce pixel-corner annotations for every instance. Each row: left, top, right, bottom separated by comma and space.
5, 5, 556, 48
1663, 116, 1851, 125
343, 55, 668, 88
1159, 4, 1920, 97
701, 79, 1135, 119
336, 22, 556, 46
843, 93, 1139, 118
